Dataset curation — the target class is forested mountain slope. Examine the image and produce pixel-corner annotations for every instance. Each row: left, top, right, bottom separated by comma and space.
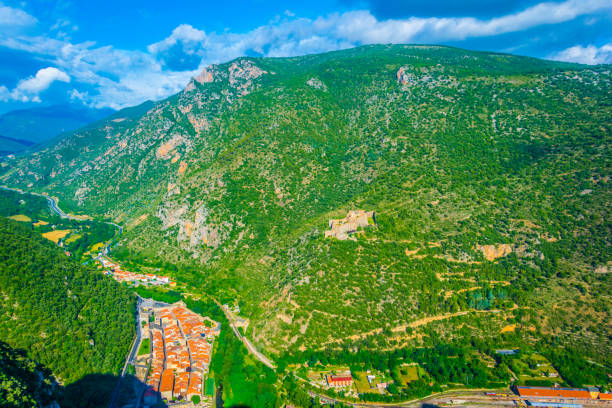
0, 218, 135, 384
1, 45, 609, 362
0, 341, 58, 408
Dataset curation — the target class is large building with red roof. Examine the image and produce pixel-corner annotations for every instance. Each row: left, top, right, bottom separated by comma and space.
326, 374, 353, 388
516, 386, 594, 400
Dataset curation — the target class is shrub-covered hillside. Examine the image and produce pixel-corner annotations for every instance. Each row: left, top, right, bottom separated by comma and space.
0, 217, 135, 384
0, 45, 609, 362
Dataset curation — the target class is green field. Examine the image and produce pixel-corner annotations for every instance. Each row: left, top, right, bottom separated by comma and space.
397, 365, 420, 386
137, 338, 150, 356
205, 377, 215, 396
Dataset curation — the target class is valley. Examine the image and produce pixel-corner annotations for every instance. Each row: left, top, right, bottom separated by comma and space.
0, 45, 610, 407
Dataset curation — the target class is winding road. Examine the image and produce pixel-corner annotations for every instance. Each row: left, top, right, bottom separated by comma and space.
0, 186, 124, 255
211, 297, 276, 370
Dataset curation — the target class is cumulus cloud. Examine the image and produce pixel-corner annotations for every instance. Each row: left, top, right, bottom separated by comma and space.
9, 67, 70, 102
551, 42, 612, 64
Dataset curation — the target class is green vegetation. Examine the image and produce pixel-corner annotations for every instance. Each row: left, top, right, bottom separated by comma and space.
133, 286, 182, 303
0, 341, 57, 408
205, 377, 215, 396
0, 189, 116, 260
1, 45, 610, 403
0, 217, 135, 386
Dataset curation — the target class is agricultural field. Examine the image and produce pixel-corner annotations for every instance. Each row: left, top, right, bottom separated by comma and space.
42, 229, 72, 243
8, 214, 31, 222
64, 233, 82, 244
396, 365, 421, 386
0, 189, 116, 260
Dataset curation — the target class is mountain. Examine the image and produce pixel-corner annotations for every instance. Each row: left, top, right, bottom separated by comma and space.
0, 104, 114, 154
0, 135, 34, 155
0, 217, 135, 396
0, 44, 609, 371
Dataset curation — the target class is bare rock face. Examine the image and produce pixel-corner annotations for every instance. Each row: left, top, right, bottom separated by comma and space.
397, 67, 413, 85
184, 59, 267, 97
157, 203, 220, 252
228, 60, 267, 95
185, 68, 215, 92
477, 244, 513, 261
306, 77, 327, 91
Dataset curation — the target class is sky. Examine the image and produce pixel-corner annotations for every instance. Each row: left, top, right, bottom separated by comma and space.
0, 0, 611, 114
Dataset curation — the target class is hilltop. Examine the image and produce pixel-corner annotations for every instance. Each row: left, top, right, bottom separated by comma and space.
0, 44, 609, 369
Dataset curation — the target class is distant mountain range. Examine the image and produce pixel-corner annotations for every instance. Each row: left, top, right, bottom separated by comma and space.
0, 104, 114, 155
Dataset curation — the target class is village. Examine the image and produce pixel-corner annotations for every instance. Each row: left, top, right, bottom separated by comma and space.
98, 256, 174, 286
134, 301, 220, 406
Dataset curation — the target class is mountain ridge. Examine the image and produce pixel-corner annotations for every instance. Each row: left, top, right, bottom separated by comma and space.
0, 104, 114, 155
0, 45, 609, 364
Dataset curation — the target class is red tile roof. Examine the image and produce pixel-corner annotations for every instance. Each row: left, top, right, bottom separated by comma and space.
159, 370, 175, 393
516, 386, 592, 399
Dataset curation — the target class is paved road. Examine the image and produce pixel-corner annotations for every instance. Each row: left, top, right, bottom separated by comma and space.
211, 298, 276, 370
0, 186, 83, 220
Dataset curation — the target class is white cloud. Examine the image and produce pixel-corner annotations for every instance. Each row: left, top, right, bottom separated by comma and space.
0, 3, 37, 27
148, 24, 207, 55
147, 0, 612, 67
1, 0, 611, 109
0, 85, 9, 102
551, 42, 612, 64
9, 67, 70, 102
16, 67, 70, 93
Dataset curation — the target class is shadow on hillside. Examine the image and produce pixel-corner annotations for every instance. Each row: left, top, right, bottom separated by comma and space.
61, 373, 169, 408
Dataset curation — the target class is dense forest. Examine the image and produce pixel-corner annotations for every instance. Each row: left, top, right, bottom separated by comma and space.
0, 340, 58, 408
0, 218, 135, 386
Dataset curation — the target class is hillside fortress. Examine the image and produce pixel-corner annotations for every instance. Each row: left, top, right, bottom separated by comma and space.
325, 210, 376, 240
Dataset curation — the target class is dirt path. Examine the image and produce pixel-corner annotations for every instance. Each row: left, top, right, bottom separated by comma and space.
326, 306, 517, 345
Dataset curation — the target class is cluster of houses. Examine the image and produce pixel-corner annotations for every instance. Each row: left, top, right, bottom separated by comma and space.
143, 303, 219, 404
98, 257, 173, 285
516, 386, 612, 403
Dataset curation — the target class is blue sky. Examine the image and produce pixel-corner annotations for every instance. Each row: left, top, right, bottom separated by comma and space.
0, 0, 611, 113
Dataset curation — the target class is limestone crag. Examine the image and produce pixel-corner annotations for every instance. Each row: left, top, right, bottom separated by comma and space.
306, 77, 327, 91
157, 203, 221, 253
